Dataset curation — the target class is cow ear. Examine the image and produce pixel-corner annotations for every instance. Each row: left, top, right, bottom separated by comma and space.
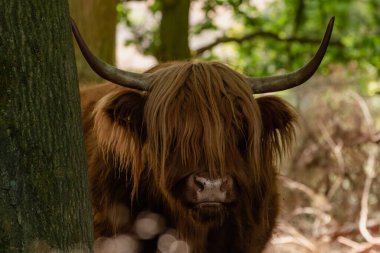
104, 91, 147, 141
256, 96, 298, 159
93, 90, 147, 168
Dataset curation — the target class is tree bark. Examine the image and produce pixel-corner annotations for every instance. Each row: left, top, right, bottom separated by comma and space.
0, 1, 93, 252
158, 0, 191, 61
69, 0, 118, 84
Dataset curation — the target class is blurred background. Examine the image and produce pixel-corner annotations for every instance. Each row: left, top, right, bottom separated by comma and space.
69, 0, 380, 252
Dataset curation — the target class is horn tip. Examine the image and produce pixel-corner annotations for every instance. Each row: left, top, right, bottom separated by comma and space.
329, 16, 335, 26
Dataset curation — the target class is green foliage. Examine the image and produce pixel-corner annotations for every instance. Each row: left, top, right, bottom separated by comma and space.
117, 0, 379, 92
117, 2, 161, 57
204, 1, 378, 75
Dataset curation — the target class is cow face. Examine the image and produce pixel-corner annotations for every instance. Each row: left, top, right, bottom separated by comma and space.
93, 62, 297, 227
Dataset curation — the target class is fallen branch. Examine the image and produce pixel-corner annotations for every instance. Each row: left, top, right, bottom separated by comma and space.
337, 236, 380, 253
329, 221, 380, 240
279, 175, 332, 211
273, 222, 316, 252
359, 145, 380, 244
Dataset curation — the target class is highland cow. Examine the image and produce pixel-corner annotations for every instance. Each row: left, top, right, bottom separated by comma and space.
72, 17, 334, 253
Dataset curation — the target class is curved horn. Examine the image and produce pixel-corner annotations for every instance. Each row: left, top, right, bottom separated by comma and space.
249, 17, 335, 93
71, 18, 149, 91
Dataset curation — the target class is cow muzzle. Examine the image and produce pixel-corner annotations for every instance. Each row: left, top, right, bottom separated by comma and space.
185, 174, 235, 208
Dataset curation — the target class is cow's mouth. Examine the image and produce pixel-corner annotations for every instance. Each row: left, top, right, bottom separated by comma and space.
190, 201, 227, 224
196, 202, 223, 208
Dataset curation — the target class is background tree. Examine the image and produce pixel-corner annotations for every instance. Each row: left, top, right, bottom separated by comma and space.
0, 1, 93, 252
69, 0, 118, 83
157, 0, 191, 61
118, 0, 191, 62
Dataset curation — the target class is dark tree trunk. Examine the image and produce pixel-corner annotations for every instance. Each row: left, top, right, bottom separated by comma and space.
69, 0, 118, 84
158, 0, 191, 61
0, 1, 93, 252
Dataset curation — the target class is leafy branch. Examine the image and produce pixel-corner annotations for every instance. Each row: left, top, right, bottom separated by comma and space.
193, 30, 344, 56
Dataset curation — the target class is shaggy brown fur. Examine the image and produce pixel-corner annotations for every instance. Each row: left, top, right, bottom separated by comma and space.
80, 61, 297, 253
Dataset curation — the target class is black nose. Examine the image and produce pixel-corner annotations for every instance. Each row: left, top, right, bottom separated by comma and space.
187, 174, 234, 204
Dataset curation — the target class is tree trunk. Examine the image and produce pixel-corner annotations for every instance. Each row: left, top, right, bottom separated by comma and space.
158, 0, 191, 61
69, 0, 118, 84
0, 1, 93, 252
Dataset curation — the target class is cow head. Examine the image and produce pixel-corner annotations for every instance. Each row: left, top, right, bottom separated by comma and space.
72, 18, 334, 229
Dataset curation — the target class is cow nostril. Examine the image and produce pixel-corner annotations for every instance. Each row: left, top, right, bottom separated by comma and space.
194, 180, 205, 191
220, 179, 227, 192
220, 177, 233, 192
194, 176, 205, 191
